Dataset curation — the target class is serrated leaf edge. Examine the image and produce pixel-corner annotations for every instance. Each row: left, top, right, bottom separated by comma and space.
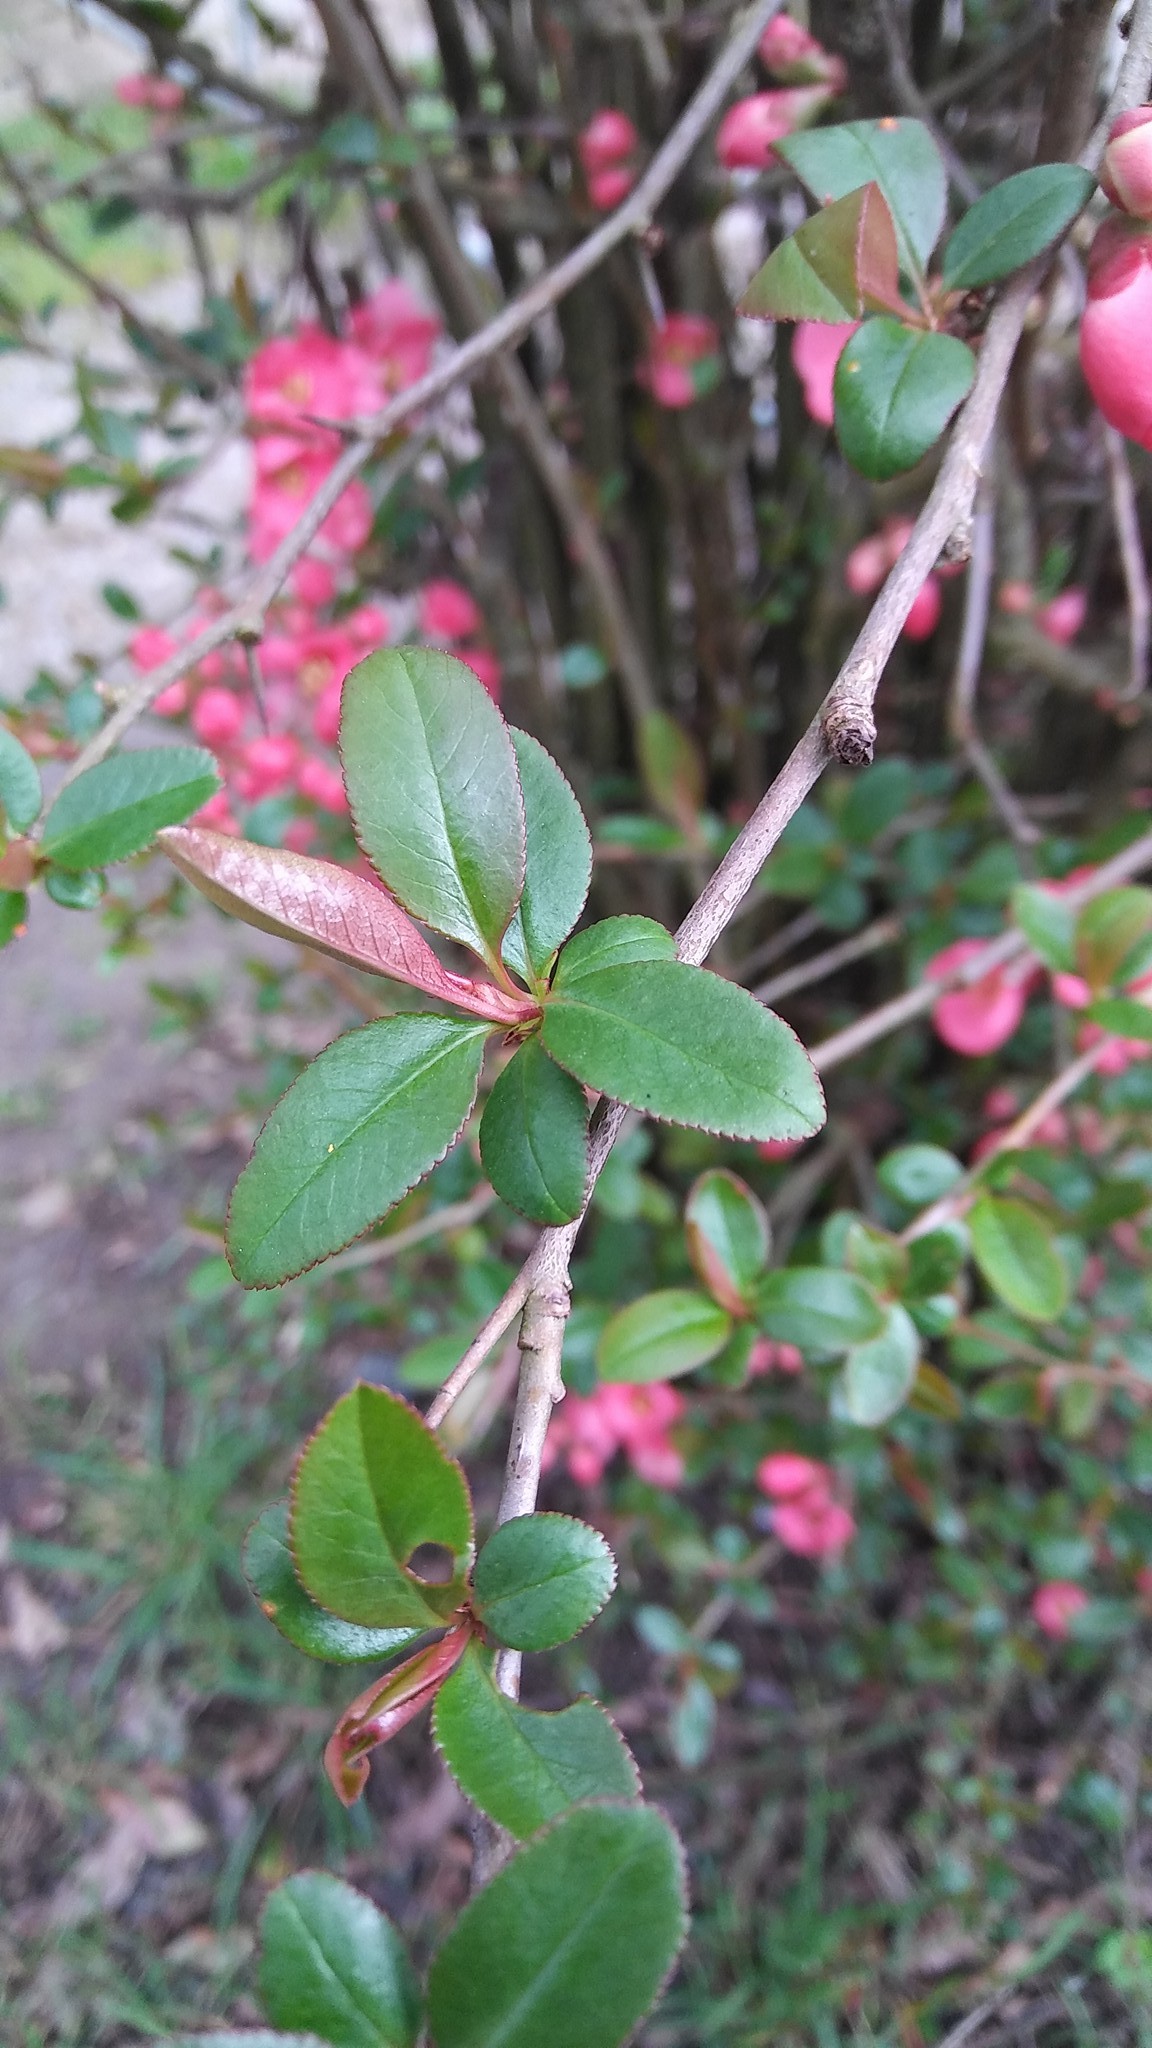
473, 1511, 617, 1647
431, 1675, 642, 1837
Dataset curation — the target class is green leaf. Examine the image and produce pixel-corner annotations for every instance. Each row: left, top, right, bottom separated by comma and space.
433, 1643, 640, 1838
227, 1015, 488, 1286
840, 1303, 921, 1425
877, 1143, 964, 1208
542, 956, 825, 1143
242, 1503, 426, 1665
502, 729, 592, 982
1076, 887, 1152, 988
685, 1168, 770, 1314
479, 1039, 589, 1225
942, 164, 1095, 289
637, 711, 705, 836
1012, 882, 1076, 972
172, 2036, 326, 2046
757, 1268, 885, 1351
43, 866, 105, 909
907, 1220, 969, 1296
426, 1804, 687, 2048
0, 890, 27, 946
472, 1513, 615, 1651
39, 746, 219, 869
968, 1195, 1069, 1323
341, 648, 525, 964
291, 1385, 473, 1629
1088, 996, 1152, 1044
778, 118, 947, 275
554, 915, 677, 983
834, 319, 975, 480
159, 827, 536, 1026
838, 757, 915, 843
739, 183, 905, 324
260, 1873, 421, 2048
597, 1288, 732, 1384
0, 725, 42, 831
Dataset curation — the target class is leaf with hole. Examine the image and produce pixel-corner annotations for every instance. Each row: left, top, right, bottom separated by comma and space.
260, 1872, 421, 2048
502, 729, 592, 982
291, 1385, 473, 1629
472, 1513, 615, 1651
227, 1015, 488, 1286
834, 319, 975, 479
243, 1503, 426, 1665
685, 1168, 770, 1314
968, 1195, 1069, 1323
39, 746, 219, 869
942, 163, 1095, 290
778, 118, 947, 275
543, 954, 825, 1142
839, 1303, 921, 1425
426, 1803, 687, 2048
0, 726, 41, 832
757, 1267, 885, 1351
479, 1038, 589, 1225
160, 827, 536, 1025
341, 648, 525, 964
433, 1643, 640, 1838
597, 1288, 732, 1384
740, 183, 906, 323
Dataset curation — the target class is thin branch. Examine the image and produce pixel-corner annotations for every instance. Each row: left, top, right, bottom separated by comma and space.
753, 915, 902, 1007
948, 487, 1041, 848
56, 0, 786, 786
875, 0, 981, 204
1104, 423, 1150, 702
424, 1269, 536, 1429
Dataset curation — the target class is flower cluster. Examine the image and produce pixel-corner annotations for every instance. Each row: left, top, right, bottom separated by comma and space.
134, 286, 503, 841
542, 1381, 686, 1488
639, 314, 723, 409
757, 1452, 855, 1558
845, 517, 944, 642
115, 72, 184, 113
997, 579, 1087, 646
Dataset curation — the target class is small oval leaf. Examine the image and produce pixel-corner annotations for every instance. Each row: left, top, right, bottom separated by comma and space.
39, 746, 219, 869
968, 1195, 1069, 1323
839, 1303, 921, 1425
0, 726, 42, 832
479, 1038, 589, 1225
833, 319, 975, 480
597, 1288, 733, 1384
757, 1268, 885, 1352
260, 1872, 422, 2048
685, 1168, 770, 1314
426, 1804, 687, 2048
942, 163, 1095, 290
503, 729, 592, 981
472, 1513, 615, 1651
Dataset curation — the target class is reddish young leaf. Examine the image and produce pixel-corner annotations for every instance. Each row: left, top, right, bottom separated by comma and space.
324, 1620, 474, 1805
159, 826, 538, 1026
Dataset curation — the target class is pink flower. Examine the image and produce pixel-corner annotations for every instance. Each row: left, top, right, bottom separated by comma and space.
773, 1497, 855, 1557
1053, 971, 1092, 1010
249, 452, 373, 564
292, 558, 338, 608
116, 73, 184, 112
757, 1452, 829, 1502
844, 517, 941, 640
639, 314, 722, 409
193, 790, 238, 835
716, 88, 830, 171
748, 1339, 803, 1376
758, 15, 847, 92
998, 579, 1035, 617
903, 577, 943, 641
192, 687, 244, 748
1035, 587, 1087, 645
151, 681, 187, 717
130, 625, 177, 671
1031, 1581, 1088, 1639
347, 281, 441, 394
586, 165, 636, 210
1101, 106, 1152, 221
543, 1382, 685, 1487
792, 320, 858, 427
1080, 215, 1152, 451
240, 733, 300, 797
461, 647, 502, 702
420, 579, 481, 641
757, 1135, 805, 1162
296, 756, 348, 813
578, 109, 639, 173
245, 327, 378, 433
927, 938, 1030, 1056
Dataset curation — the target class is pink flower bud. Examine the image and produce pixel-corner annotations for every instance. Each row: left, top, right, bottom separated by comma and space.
243, 733, 299, 795
844, 532, 890, 595
758, 15, 847, 93
578, 109, 639, 174
130, 625, 177, 671
757, 1452, 830, 1502
151, 681, 187, 717
586, 164, 636, 210
792, 320, 858, 427
638, 314, 722, 410
1080, 216, 1152, 451
193, 791, 238, 835
462, 647, 502, 702
1034, 587, 1087, 645
717, 88, 829, 171
1101, 106, 1152, 220
902, 576, 942, 642
997, 579, 1035, 617
1031, 1581, 1088, 1639
292, 557, 338, 607
420, 579, 481, 642
774, 1497, 855, 1558
296, 756, 348, 813
192, 687, 244, 747
928, 938, 1029, 1056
